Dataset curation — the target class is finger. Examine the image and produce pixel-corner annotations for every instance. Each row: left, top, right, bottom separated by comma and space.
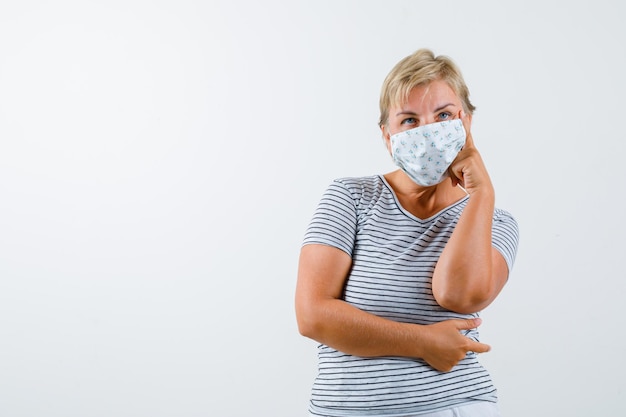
467, 340, 491, 354
459, 110, 474, 149
455, 317, 482, 331
449, 172, 459, 188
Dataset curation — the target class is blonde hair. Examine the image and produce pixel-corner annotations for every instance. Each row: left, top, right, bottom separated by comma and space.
378, 49, 475, 127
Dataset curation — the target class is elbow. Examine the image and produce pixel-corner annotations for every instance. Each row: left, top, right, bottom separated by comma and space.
433, 285, 493, 314
296, 315, 316, 339
436, 293, 491, 314
295, 301, 324, 340
432, 267, 499, 314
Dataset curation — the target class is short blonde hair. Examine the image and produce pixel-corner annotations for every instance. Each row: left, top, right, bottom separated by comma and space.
378, 49, 475, 127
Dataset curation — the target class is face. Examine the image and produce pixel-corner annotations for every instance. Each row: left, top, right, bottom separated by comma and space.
382, 79, 465, 146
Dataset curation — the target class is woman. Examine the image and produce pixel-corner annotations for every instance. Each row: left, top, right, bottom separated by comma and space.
295, 49, 519, 417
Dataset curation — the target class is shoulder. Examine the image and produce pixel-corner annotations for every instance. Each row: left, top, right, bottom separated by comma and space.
493, 207, 518, 229
492, 208, 520, 251
320, 175, 391, 217
330, 175, 386, 196
491, 207, 520, 270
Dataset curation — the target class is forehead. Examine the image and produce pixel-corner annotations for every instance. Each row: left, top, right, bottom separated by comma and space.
393, 79, 460, 110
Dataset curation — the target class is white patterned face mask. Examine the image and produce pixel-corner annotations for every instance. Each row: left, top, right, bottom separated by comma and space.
389, 119, 466, 187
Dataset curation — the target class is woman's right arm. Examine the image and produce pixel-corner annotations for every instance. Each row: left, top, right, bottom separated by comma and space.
295, 243, 492, 372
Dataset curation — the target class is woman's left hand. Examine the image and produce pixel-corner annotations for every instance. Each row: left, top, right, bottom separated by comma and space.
448, 111, 493, 196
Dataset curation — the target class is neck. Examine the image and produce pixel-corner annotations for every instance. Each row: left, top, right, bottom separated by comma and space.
384, 170, 467, 218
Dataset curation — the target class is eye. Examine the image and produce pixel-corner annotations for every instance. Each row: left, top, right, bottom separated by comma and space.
401, 117, 417, 125
438, 112, 451, 121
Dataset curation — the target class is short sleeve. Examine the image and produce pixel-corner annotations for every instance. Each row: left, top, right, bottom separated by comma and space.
492, 208, 520, 274
302, 180, 358, 257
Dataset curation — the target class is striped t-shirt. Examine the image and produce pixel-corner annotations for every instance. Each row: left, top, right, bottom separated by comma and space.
302, 175, 519, 417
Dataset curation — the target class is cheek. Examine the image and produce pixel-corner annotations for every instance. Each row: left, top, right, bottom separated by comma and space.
381, 127, 392, 153
383, 136, 392, 154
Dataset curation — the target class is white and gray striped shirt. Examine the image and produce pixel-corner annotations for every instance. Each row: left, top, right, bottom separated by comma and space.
302, 175, 519, 417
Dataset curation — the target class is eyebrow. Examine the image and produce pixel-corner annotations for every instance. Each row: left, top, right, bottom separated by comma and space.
395, 103, 455, 117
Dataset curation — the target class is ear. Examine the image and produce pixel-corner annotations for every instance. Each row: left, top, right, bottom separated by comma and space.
380, 124, 392, 153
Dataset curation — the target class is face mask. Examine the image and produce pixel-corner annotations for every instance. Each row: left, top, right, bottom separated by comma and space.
389, 119, 466, 186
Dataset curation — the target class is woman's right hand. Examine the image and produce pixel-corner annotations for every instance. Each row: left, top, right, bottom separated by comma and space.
419, 317, 491, 372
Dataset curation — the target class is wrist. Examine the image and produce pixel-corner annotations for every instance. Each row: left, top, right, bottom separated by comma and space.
466, 182, 495, 201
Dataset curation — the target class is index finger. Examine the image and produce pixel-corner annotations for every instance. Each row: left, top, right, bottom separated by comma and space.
467, 339, 491, 354
459, 110, 474, 149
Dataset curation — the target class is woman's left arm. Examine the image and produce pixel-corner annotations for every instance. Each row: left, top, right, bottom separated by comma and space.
432, 111, 509, 314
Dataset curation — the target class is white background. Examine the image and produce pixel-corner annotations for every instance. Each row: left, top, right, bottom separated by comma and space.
1, 1, 625, 416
